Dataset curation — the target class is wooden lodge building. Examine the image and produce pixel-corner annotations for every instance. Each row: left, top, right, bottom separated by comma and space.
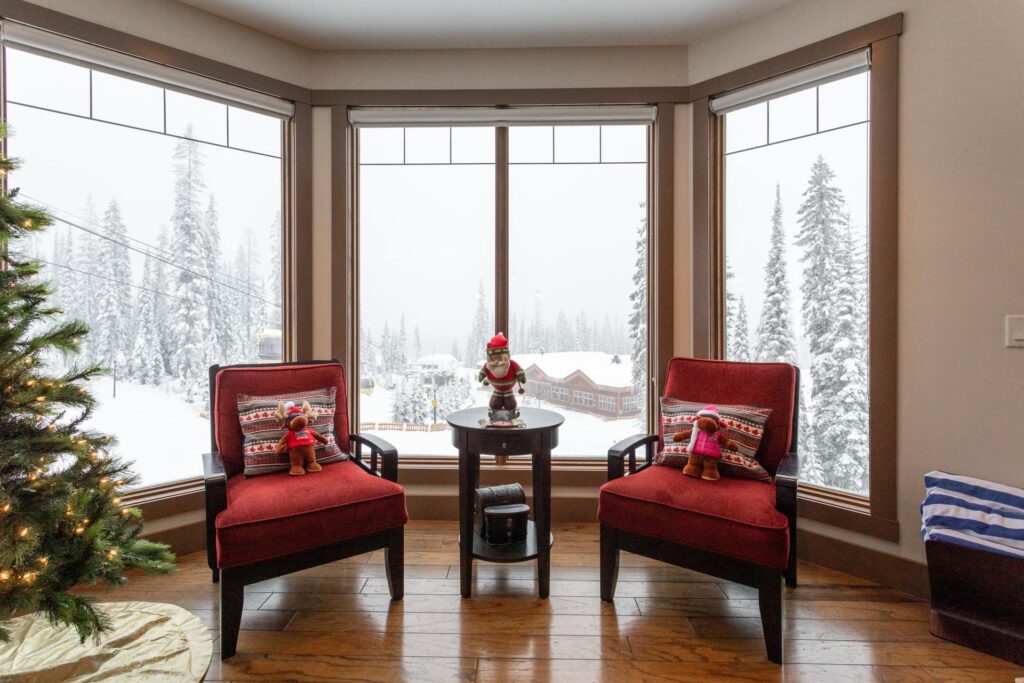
519, 352, 641, 419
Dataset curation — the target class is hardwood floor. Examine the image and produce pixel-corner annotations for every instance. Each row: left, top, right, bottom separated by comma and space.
102, 521, 1022, 682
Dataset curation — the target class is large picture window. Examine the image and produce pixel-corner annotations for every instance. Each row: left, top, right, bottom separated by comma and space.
4, 42, 286, 488
695, 29, 901, 539
356, 116, 651, 458
722, 69, 870, 495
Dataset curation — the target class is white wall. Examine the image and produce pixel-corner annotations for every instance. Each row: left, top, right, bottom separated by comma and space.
27, 0, 312, 86
687, 0, 1024, 562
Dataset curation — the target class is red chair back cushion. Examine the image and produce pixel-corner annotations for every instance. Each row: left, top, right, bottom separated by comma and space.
212, 362, 350, 476
662, 358, 796, 474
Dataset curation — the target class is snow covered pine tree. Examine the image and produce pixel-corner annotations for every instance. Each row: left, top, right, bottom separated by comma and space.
754, 184, 798, 364
796, 155, 868, 492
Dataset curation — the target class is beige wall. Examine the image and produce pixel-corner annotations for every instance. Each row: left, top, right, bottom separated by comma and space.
687, 0, 1024, 562
26, 0, 312, 86
310, 46, 687, 89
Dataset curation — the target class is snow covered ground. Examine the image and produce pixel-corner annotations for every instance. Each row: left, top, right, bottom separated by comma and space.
359, 382, 643, 458
85, 378, 208, 487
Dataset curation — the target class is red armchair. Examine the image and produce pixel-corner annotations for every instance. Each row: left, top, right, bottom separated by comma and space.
598, 358, 799, 664
203, 360, 407, 659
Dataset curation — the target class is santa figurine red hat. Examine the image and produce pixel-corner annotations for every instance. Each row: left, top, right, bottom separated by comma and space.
486, 332, 510, 355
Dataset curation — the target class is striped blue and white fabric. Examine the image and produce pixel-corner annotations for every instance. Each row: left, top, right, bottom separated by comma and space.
921, 471, 1024, 560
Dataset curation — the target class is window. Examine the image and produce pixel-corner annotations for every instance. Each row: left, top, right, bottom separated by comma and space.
598, 395, 617, 412
357, 127, 495, 457
622, 394, 641, 413
356, 115, 651, 458
509, 124, 648, 457
694, 29, 901, 540
721, 67, 869, 496
5, 42, 286, 489
572, 390, 595, 408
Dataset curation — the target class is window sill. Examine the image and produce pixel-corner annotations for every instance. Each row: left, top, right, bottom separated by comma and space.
798, 484, 899, 542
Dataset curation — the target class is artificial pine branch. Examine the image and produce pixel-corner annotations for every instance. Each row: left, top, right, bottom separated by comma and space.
0, 122, 175, 644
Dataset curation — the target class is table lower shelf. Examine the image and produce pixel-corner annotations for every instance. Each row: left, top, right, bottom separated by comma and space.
463, 520, 554, 563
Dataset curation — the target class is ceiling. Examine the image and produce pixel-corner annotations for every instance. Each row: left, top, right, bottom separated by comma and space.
177, 0, 795, 51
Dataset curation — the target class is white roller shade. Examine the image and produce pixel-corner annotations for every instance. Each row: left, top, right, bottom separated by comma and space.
2, 21, 294, 118
710, 49, 870, 115
349, 105, 657, 128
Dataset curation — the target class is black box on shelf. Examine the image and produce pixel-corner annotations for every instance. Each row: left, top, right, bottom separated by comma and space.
483, 503, 530, 545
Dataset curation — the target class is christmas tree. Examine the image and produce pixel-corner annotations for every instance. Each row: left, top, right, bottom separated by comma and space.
0, 124, 174, 643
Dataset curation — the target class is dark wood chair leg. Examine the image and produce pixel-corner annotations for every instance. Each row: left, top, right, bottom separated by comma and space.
600, 524, 620, 602
219, 571, 244, 660
784, 539, 798, 588
386, 526, 404, 601
211, 568, 220, 583
758, 575, 784, 664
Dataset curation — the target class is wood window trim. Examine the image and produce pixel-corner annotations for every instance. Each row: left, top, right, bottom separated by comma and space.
0, 1, 314, 510
333, 101, 674, 465
691, 16, 902, 542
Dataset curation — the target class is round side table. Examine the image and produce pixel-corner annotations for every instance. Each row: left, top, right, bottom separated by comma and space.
446, 407, 564, 598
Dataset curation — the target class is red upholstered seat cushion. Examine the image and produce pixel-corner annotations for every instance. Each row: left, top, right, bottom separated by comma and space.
215, 459, 407, 569
213, 362, 351, 477
598, 465, 789, 570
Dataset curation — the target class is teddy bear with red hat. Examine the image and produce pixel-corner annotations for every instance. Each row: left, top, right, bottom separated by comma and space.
671, 405, 738, 481
477, 332, 527, 416
274, 400, 329, 475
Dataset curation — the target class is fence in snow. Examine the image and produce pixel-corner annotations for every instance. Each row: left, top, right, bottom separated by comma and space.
359, 422, 449, 433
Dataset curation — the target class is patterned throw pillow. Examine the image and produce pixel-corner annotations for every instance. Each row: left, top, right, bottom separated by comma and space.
237, 387, 347, 477
656, 398, 772, 481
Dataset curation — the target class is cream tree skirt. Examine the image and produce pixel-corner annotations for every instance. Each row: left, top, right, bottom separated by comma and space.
0, 601, 211, 682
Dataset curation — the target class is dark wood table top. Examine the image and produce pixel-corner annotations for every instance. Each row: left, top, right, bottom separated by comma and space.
446, 407, 564, 433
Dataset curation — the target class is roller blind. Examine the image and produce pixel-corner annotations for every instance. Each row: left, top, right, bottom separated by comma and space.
1, 21, 294, 118
349, 105, 658, 128
710, 49, 870, 115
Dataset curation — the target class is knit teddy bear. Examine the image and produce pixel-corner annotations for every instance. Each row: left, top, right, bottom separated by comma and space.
274, 401, 329, 475
671, 405, 737, 481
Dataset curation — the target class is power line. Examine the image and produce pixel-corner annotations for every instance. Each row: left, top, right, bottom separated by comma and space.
24, 193, 271, 291
36, 257, 188, 303
43, 213, 280, 309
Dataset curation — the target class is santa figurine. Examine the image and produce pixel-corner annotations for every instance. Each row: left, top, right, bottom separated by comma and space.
477, 332, 527, 418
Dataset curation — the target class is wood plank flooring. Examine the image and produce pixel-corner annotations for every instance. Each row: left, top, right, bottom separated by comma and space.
97, 521, 1022, 682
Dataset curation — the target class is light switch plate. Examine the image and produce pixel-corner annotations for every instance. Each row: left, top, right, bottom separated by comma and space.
1006, 315, 1024, 348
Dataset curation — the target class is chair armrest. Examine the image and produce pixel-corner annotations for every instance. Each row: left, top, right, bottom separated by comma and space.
774, 451, 799, 490
350, 433, 399, 483
607, 434, 659, 481
774, 451, 798, 522
202, 451, 227, 483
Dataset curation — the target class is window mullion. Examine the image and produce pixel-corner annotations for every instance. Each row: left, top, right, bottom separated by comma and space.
495, 126, 509, 337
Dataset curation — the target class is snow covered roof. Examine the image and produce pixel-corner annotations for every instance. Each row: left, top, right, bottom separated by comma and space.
517, 352, 632, 388
412, 354, 460, 370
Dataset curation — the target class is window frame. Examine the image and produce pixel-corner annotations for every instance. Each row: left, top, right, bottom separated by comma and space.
691, 18, 902, 540
0, 9, 312, 507
335, 104, 676, 467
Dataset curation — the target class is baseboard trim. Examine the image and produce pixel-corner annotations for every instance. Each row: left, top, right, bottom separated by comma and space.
798, 528, 930, 600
